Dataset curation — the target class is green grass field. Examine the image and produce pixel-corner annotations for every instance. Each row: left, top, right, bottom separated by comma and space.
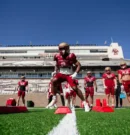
77, 109, 130, 135
0, 108, 130, 135
0, 109, 64, 135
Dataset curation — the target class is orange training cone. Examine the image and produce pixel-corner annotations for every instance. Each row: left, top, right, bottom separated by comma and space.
55, 106, 72, 114
96, 99, 101, 106
92, 99, 102, 111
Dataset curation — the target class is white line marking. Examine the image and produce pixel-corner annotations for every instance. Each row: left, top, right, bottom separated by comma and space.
47, 109, 80, 135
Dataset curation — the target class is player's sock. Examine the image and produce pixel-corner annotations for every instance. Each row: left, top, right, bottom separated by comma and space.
60, 95, 65, 106
65, 99, 68, 106
47, 96, 57, 108
48, 95, 53, 104
54, 104, 57, 108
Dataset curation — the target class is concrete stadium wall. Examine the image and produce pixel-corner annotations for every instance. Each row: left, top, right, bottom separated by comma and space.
0, 93, 130, 107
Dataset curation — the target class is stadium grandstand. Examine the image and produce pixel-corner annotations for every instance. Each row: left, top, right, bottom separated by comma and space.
0, 42, 129, 97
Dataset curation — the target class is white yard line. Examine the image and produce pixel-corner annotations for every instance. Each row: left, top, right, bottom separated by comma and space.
47, 109, 80, 135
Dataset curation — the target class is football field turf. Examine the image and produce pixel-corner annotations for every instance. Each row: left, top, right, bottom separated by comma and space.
0, 108, 130, 135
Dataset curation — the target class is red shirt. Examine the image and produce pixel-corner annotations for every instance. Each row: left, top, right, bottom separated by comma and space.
54, 53, 77, 67
84, 76, 96, 87
102, 73, 115, 87
118, 68, 130, 77
18, 80, 28, 91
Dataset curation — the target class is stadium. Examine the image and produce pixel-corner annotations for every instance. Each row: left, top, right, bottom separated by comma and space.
0, 42, 130, 99
0, 42, 130, 135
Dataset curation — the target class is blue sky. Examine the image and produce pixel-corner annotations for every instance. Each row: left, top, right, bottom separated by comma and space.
0, 0, 130, 58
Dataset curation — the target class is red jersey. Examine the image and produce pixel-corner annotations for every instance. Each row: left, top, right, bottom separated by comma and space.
54, 53, 77, 67
118, 68, 130, 77
84, 76, 96, 87
18, 80, 28, 91
102, 73, 115, 87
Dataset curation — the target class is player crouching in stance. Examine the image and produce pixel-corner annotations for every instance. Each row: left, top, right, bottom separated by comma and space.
84, 71, 97, 108
118, 62, 130, 103
64, 79, 78, 110
46, 42, 90, 112
102, 67, 117, 107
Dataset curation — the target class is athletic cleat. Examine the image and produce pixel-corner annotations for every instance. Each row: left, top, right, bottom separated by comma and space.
54, 104, 57, 108
45, 105, 49, 109
49, 106, 55, 109
45, 105, 55, 109
71, 106, 75, 111
84, 103, 90, 112
46, 96, 57, 109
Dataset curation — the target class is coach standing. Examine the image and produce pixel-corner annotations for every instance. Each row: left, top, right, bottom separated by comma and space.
17, 76, 28, 106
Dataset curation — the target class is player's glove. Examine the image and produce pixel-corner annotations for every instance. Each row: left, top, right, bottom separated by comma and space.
70, 72, 77, 79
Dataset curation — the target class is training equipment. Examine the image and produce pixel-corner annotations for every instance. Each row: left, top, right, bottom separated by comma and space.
55, 106, 72, 114
92, 99, 114, 113
0, 106, 28, 114
6, 98, 16, 106
27, 100, 34, 107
